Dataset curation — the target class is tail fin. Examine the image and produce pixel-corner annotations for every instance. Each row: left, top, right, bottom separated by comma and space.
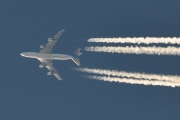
72, 48, 82, 66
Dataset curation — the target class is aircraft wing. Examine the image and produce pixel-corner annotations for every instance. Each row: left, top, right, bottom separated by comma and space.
37, 58, 62, 80
39, 30, 64, 54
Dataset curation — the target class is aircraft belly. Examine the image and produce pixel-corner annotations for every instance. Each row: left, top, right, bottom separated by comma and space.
53, 54, 73, 60
55, 58, 70, 60
37, 54, 51, 59
37, 54, 72, 60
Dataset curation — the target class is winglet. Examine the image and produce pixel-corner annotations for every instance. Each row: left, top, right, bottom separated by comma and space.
54, 72, 62, 80
53, 29, 65, 40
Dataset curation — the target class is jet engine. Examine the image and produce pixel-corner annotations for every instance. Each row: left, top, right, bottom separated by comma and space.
39, 64, 44, 68
47, 72, 52, 75
40, 45, 44, 48
48, 38, 53, 41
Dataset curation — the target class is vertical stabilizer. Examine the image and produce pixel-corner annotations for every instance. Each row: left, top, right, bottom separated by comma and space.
72, 48, 82, 66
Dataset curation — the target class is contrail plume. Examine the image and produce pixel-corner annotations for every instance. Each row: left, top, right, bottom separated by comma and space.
88, 37, 180, 44
76, 68, 180, 83
88, 75, 179, 87
85, 46, 180, 56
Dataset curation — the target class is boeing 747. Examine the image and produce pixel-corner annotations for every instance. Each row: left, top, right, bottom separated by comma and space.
20, 30, 82, 80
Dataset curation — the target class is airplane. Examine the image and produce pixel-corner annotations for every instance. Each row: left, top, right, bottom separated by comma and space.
20, 30, 82, 80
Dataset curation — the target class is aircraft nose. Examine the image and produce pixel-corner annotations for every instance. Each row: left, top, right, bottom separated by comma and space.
20, 53, 25, 56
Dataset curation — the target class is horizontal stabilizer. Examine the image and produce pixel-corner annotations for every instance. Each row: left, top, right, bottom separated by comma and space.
73, 48, 81, 56
72, 48, 82, 66
72, 58, 80, 66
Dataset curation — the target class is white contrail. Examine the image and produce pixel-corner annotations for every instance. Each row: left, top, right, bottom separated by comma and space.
76, 68, 180, 87
76, 68, 180, 83
85, 46, 180, 56
88, 75, 179, 87
88, 37, 180, 44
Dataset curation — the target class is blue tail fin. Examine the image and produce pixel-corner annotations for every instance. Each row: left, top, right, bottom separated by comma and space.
72, 48, 82, 66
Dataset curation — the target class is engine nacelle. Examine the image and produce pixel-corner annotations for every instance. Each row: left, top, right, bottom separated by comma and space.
48, 38, 53, 41
40, 45, 44, 48
39, 64, 44, 68
47, 72, 52, 75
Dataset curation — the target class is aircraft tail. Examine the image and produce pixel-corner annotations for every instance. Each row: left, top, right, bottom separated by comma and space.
72, 48, 82, 66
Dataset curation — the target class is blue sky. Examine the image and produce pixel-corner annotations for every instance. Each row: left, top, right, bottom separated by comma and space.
0, 0, 180, 120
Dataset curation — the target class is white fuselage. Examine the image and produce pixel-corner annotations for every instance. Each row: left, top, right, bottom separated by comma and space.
20, 52, 74, 60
